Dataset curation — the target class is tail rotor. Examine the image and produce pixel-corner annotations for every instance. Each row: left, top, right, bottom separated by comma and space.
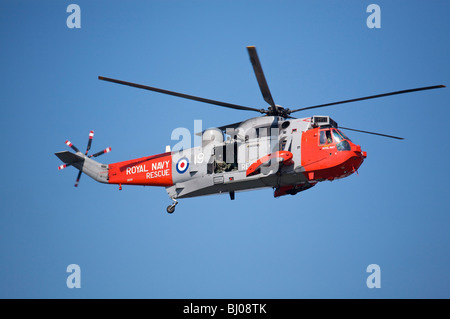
89, 146, 112, 158
65, 140, 80, 153
58, 130, 111, 187
85, 130, 94, 155
74, 170, 82, 187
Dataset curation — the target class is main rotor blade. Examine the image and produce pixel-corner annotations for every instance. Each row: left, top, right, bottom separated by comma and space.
339, 126, 404, 140
247, 46, 276, 110
98, 76, 265, 114
289, 85, 446, 113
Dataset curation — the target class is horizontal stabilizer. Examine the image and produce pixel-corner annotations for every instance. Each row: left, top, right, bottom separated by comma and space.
55, 151, 84, 164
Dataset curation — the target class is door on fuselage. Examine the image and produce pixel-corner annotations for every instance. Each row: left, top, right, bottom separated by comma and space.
210, 142, 238, 174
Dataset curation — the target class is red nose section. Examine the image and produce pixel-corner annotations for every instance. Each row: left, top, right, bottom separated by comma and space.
108, 152, 173, 186
301, 128, 366, 182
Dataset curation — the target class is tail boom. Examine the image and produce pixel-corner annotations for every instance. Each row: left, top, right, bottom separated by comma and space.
56, 149, 173, 187
108, 152, 173, 187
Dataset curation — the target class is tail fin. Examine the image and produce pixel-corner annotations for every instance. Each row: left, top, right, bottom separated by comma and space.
55, 151, 109, 184
55, 151, 83, 166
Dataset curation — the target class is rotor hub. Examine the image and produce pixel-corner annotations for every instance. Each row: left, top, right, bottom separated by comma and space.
266, 105, 290, 118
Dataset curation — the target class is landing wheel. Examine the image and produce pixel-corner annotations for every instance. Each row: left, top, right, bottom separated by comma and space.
166, 197, 178, 214
166, 205, 175, 214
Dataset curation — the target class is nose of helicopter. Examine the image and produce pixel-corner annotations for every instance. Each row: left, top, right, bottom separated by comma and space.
354, 144, 367, 159
351, 144, 367, 171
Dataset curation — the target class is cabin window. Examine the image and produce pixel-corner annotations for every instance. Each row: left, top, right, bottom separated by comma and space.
256, 127, 269, 138
280, 138, 287, 150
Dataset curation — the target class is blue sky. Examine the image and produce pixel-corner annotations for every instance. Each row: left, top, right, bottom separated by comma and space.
0, 0, 449, 298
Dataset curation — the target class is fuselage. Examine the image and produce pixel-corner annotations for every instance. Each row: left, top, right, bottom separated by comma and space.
105, 115, 366, 199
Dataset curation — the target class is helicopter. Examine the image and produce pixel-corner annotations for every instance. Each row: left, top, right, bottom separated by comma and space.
55, 46, 445, 213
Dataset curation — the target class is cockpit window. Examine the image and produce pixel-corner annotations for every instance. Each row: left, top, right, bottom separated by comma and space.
334, 129, 352, 151
320, 128, 352, 145
336, 129, 351, 141
337, 140, 351, 151
332, 130, 344, 143
319, 130, 333, 145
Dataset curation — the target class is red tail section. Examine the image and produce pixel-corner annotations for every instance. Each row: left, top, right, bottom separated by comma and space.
108, 152, 173, 187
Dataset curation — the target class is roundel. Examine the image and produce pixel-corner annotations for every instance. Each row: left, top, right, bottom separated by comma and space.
176, 157, 189, 174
